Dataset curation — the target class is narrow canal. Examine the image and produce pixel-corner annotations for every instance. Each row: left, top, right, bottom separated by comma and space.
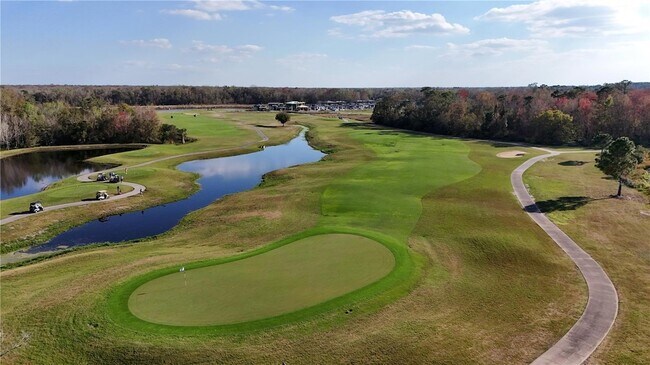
27, 130, 324, 253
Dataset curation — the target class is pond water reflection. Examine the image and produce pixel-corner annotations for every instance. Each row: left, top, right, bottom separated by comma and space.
28, 131, 324, 253
1, 148, 140, 199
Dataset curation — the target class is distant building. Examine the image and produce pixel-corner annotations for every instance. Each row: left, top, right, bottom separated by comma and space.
284, 101, 306, 111
253, 99, 374, 113
268, 102, 285, 111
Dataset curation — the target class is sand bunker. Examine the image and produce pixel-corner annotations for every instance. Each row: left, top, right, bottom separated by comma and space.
497, 150, 528, 158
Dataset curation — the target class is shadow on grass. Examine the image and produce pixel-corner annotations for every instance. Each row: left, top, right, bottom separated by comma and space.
340, 122, 433, 139
340, 122, 375, 129
9, 211, 31, 216
559, 160, 589, 166
254, 124, 279, 129
525, 196, 609, 213
491, 142, 516, 148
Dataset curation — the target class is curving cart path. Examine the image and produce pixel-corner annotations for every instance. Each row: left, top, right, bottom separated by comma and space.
0, 125, 270, 226
512, 148, 618, 365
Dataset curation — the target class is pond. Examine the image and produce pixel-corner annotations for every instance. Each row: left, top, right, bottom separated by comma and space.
1, 147, 142, 200
27, 130, 324, 253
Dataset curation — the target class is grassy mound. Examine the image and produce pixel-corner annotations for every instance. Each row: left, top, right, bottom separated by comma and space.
128, 234, 394, 326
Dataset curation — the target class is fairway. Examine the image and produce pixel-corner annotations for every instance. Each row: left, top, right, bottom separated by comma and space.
0, 116, 594, 363
128, 234, 395, 326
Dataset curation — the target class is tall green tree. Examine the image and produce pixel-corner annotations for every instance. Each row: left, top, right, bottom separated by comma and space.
275, 112, 290, 127
592, 132, 613, 153
531, 109, 576, 145
596, 137, 641, 197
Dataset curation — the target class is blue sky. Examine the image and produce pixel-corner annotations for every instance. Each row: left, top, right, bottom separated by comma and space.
2, 0, 649, 87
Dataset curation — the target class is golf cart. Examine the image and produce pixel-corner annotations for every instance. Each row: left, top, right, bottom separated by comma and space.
96, 190, 109, 200
97, 172, 107, 181
108, 172, 122, 183
29, 201, 44, 213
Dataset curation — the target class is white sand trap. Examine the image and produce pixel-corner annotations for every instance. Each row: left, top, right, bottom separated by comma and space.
497, 150, 528, 158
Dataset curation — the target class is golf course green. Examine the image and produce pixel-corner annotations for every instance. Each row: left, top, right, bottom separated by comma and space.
128, 234, 394, 326
0, 113, 608, 363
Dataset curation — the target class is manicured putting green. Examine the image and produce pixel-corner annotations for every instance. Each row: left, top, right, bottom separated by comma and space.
128, 234, 395, 326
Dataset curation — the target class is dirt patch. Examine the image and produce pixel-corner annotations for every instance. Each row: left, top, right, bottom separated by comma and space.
640, 211, 650, 217
497, 150, 528, 158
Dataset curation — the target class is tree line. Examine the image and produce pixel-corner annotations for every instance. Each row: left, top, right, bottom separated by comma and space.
0, 88, 186, 149
2, 85, 390, 106
371, 82, 650, 146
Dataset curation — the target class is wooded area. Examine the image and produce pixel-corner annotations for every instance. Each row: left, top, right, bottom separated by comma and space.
0, 88, 162, 149
371, 82, 650, 146
2, 82, 649, 149
2, 85, 386, 106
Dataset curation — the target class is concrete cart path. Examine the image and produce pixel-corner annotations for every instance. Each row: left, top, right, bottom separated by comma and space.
0, 126, 271, 226
512, 148, 618, 365
0, 181, 147, 226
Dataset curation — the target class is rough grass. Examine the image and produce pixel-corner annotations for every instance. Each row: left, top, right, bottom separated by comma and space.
0, 117, 587, 364
525, 152, 650, 364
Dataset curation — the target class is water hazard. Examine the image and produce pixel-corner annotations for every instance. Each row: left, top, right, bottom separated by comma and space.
27, 131, 324, 253
1, 147, 141, 199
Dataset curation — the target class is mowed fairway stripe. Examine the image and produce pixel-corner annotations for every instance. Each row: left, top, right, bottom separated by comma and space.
321, 130, 481, 241
128, 234, 394, 326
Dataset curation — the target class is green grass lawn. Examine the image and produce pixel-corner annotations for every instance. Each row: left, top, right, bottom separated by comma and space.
0, 117, 590, 364
91, 112, 249, 165
525, 152, 650, 364
321, 130, 481, 241
128, 234, 394, 326
1, 182, 133, 218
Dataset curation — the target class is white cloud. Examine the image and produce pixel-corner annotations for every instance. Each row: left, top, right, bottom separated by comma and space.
477, 0, 649, 37
330, 10, 469, 38
164, 0, 293, 21
190, 41, 233, 53
120, 38, 172, 49
446, 38, 548, 56
190, 41, 263, 62
237, 44, 263, 53
194, 0, 257, 12
405, 45, 438, 51
268, 4, 294, 12
162, 9, 221, 21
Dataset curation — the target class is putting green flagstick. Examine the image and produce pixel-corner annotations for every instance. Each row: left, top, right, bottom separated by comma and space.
180, 266, 186, 287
